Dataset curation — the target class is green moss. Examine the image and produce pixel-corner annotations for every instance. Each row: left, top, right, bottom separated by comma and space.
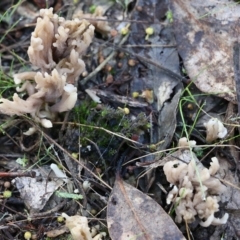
73, 101, 149, 150
89, 5, 97, 14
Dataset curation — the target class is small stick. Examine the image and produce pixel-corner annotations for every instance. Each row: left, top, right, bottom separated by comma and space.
30, 200, 67, 218
0, 171, 36, 178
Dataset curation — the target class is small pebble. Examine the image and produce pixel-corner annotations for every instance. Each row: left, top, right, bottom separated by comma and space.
4, 181, 11, 189
187, 103, 194, 110
128, 59, 137, 67
91, 209, 97, 215
136, 6, 142, 11
105, 74, 113, 84
117, 62, 122, 68
118, 52, 125, 58
105, 65, 112, 72
82, 71, 88, 77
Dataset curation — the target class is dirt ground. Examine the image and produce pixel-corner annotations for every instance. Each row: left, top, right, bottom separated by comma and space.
0, 0, 240, 239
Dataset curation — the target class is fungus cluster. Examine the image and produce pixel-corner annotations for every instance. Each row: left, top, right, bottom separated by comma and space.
0, 8, 94, 128
163, 149, 228, 227
204, 118, 227, 143
62, 213, 106, 240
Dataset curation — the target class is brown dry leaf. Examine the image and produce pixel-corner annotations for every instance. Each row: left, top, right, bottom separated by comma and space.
107, 176, 186, 240
170, 0, 240, 103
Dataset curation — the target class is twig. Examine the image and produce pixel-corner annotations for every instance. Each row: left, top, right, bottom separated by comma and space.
0, 40, 29, 54
30, 200, 67, 218
86, 89, 148, 107
0, 171, 36, 178
121, 44, 176, 48
74, 178, 87, 209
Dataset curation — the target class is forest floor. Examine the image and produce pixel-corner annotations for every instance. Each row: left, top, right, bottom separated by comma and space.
0, 0, 240, 239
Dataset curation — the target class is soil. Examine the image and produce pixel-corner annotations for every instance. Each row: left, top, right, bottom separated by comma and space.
0, 0, 240, 239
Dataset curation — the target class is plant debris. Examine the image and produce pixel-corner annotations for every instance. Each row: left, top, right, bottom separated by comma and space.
0, 0, 239, 239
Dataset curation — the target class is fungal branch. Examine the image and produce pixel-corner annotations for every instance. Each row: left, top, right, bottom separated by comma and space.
0, 8, 94, 129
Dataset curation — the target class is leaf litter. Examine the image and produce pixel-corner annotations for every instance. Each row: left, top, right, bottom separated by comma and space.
0, 0, 240, 239
170, 0, 240, 103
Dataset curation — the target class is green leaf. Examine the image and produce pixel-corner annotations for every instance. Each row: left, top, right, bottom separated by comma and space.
55, 191, 83, 200
16, 156, 28, 167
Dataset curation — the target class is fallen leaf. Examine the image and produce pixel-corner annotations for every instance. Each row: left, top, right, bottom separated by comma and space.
107, 176, 186, 240
170, 0, 240, 103
13, 166, 64, 212
55, 191, 83, 200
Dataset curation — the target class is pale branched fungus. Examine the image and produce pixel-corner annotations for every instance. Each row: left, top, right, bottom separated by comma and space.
62, 213, 106, 240
178, 137, 196, 148
62, 213, 92, 240
163, 149, 228, 227
73, 6, 111, 36
0, 8, 94, 128
204, 118, 227, 143
50, 164, 69, 183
